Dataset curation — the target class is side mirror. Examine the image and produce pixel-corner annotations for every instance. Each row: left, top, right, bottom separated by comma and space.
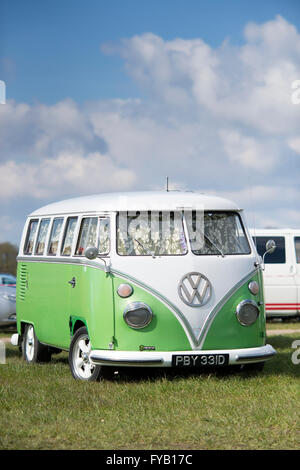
84, 246, 98, 260
265, 239, 276, 255
261, 239, 276, 270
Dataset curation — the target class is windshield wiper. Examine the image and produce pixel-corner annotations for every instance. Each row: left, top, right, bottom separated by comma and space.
204, 233, 225, 257
231, 233, 244, 253
134, 239, 156, 258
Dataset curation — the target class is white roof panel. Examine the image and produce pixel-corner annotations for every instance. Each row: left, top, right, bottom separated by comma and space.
29, 191, 241, 216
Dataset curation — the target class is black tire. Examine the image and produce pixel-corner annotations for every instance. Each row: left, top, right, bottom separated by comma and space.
22, 324, 52, 363
68, 326, 102, 381
240, 362, 265, 373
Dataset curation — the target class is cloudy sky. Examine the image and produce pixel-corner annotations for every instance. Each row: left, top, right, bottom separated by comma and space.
0, 0, 300, 245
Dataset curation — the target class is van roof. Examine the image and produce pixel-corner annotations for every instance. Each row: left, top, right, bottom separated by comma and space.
29, 191, 241, 216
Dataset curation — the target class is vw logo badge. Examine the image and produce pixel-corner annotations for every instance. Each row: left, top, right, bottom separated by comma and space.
178, 272, 212, 307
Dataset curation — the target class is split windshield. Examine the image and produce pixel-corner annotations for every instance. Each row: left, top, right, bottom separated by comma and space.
187, 211, 250, 255
117, 211, 187, 256
117, 211, 250, 256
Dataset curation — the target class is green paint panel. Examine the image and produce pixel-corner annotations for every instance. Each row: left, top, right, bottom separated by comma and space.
17, 261, 70, 347
202, 273, 266, 350
16, 260, 266, 354
16, 261, 114, 350
112, 275, 191, 351
68, 264, 114, 350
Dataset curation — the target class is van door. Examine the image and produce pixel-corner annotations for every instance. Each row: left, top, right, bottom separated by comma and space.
37, 217, 71, 349
254, 235, 298, 317
68, 216, 114, 350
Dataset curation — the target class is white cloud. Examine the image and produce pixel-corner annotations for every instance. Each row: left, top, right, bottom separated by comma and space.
288, 137, 300, 154
105, 15, 300, 135
219, 130, 278, 171
0, 151, 136, 199
1, 15, 300, 243
209, 185, 300, 208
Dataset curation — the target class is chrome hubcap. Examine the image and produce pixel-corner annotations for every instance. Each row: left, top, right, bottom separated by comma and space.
25, 325, 35, 361
73, 334, 95, 379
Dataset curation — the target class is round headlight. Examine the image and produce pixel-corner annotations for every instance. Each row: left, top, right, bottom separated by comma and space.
248, 281, 259, 295
117, 283, 133, 298
123, 302, 153, 329
236, 300, 259, 326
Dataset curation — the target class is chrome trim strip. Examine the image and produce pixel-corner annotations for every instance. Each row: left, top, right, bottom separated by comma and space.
89, 344, 276, 367
17, 256, 108, 268
235, 347, 276, 363
90, 355, 163, 366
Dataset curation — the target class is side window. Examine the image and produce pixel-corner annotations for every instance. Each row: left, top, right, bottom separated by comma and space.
61, 217, 78, 256
35, 218, 50, 255
295, 237, 300, 263
24, 219, 39, 255
99, 217, 110, 254
75, 217, 98, 256
48, 218, 64, 256
253, 236, 286, 264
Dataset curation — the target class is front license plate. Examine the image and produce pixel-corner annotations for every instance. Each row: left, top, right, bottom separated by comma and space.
172, 354, 229, 367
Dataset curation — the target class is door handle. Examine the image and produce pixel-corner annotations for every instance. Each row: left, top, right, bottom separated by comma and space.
68, 277, 76, 288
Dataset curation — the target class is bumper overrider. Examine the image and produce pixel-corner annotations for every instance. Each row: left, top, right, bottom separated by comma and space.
89, 344, 276, 367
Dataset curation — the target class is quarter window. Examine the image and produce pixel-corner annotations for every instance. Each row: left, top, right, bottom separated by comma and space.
294, 237, 300, 263
253, 236, 286, 264
75, 217, 98, 256
24, 219, 39, 255
35, 218, 50, 255
61, 217, 78, 256
48, 218, 64, 256
99, 218, 110, 254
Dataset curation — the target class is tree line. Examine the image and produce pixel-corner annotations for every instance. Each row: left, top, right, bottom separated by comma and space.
0, 242, 18, 276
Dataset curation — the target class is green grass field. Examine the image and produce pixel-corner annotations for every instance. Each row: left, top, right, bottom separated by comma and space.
266, 320, 300, 330
0, 326, 299, 450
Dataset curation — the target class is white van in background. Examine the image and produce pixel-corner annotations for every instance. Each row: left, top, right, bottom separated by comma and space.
251, 229, 300, 319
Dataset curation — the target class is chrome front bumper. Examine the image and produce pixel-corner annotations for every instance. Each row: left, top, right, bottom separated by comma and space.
89, 344, 276, 367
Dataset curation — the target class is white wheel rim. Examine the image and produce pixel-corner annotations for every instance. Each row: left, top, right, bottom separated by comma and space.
73, 334, 95, 379
25, 325, 35, 361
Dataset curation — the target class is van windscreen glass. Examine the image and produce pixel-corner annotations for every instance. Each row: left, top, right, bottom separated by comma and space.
253, 236, 286, 264
187, 212, 250, 255
117, 211, 187, 256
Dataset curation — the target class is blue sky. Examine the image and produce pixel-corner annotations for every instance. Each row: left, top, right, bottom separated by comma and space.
0, 1, 300, 244
1, 0, 300, 104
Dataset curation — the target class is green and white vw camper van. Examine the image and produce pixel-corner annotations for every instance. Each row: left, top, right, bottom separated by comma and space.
11, 191, 276, 380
